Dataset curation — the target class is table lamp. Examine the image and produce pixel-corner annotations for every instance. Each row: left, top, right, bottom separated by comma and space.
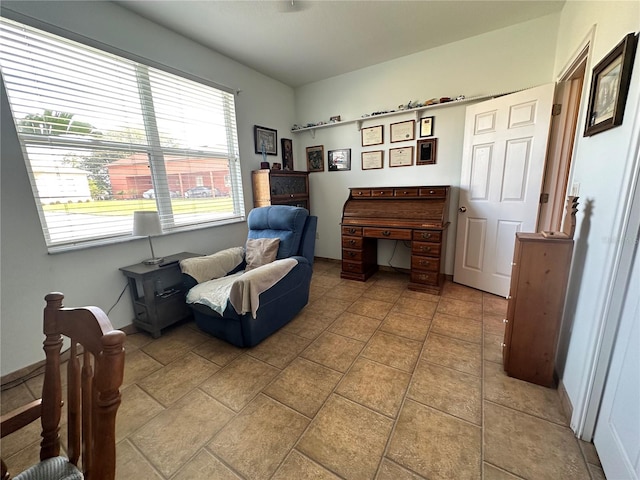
133, 211, 164, 265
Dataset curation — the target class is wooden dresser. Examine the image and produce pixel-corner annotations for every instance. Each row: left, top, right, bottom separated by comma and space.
251, 170, 310, 210
502, 198, 578, 387
340, 185, 450, 294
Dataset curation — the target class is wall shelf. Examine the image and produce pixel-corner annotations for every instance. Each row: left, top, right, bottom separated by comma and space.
290, 92, 512, 137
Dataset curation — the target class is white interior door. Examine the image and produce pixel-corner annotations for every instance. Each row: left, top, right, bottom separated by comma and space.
593, 233, 640, 479
454, 84, 555, 296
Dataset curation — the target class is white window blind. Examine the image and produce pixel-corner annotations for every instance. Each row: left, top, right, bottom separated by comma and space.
0, 18, 244, 252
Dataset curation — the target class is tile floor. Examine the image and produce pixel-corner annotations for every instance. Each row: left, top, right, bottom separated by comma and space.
1, 259, 605, 479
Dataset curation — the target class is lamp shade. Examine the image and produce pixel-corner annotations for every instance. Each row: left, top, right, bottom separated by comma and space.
133, 211, 162, 237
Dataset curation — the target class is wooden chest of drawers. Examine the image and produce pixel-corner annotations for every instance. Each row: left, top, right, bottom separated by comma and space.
503, 232, 574, 386
340, 185, 450, 294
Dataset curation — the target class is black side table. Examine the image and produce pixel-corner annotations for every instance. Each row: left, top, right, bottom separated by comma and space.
120, 252, 200, 338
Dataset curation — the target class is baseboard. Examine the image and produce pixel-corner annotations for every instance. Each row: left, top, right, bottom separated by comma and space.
557, 379, 573, 424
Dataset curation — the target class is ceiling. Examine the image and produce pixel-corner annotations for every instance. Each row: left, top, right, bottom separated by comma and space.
116, 0, 565, 88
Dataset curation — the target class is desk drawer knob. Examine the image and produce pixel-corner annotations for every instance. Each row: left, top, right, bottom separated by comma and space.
347, 251, 356, 258
349, 239, 356, 246
429, 190, 435, 194
421, 233, 432, 239
503, 319, 508, 324
382, 230, 391, 236
419, 260, 430, 267
420, 246, 432, 252
357, 191, 363, 195
501, 343, 506, 348
348, 228, 356, 234
507, 295, 512, 300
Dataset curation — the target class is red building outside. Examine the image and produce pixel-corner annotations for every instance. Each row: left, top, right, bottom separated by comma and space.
107, 153, 231, 199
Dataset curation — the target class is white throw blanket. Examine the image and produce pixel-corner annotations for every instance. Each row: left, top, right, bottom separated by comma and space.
186, 258, 298, 318
179, 246, 244, 284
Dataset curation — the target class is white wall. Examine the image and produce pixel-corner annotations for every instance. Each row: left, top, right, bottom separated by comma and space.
293, 14, 560, 273
0, 1, 296, 375
550, 1, 640, 433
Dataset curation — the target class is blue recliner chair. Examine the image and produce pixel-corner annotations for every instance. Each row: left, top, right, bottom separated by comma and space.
180, 206, 317, 347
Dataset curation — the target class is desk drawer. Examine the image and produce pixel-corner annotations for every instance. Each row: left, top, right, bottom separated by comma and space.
352, 189, 371, 197
371, 188, 393, 197
411, 271, 439, 285
342, 226, 362, 236
412, 242, 441, 257
419, 187, 448, 198
394, 187, 419, 197
342, 249, 362, 261
342, 237, 363, 249
342, 261, 365, 274
411, 256, 440, 272
363, 227, 411, 240
413, 230, 442, 242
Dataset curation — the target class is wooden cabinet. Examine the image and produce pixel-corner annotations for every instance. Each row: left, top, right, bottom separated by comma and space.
340, 185, 450, 294
252, 170, 310, 210
502, 233, 574, 387
119, 252, 200, 338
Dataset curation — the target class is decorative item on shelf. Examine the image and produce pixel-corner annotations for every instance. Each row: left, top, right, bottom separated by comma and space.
329, 115, 341, 122
260, 161, 270, 169
306, 145, 324, 172
132, 210, 164, 265
584, 32, 638, 136
419, 116, 434, 137
254, 125, 278, 155
281, 138, 293, 170
328, 148, 351, 171
272, 163, 282, 170
439, 97, 452, 103
417, 138, 438, 165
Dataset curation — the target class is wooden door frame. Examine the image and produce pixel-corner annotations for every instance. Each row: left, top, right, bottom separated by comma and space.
537, 45, 588, 232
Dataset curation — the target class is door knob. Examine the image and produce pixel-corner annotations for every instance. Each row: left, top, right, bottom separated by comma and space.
459, 206, 467, 213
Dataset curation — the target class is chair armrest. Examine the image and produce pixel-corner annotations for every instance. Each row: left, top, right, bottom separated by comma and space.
1, 399, 42, 438
179, 246, 244, 284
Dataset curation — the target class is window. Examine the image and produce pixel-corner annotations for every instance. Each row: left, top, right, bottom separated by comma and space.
0, 18, 244, 252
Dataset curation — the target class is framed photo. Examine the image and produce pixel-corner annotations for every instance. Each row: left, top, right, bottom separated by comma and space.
306, 145, 324, 172
417, 138, 438, 165
361, 150, 383, 170
254, 125, 277, 155
361, 125, 383, 146
328, 148, 351, 171
390, 120, 415, 143
584, 33, 638, 136
281, 138, 294, 170
419, 116, 434, 137
389, 146, 414, 167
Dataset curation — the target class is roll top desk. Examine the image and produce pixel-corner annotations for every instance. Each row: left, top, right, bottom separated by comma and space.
340, 185, 450, 294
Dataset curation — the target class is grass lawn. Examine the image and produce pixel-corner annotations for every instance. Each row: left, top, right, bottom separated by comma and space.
42, 198, 232, 215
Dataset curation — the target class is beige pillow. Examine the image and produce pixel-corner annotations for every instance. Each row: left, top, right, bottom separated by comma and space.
245, 238, 280, 271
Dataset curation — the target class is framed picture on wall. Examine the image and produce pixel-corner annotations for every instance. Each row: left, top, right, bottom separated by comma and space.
254, 125, 278, 155
361, 125, 383, 146
281, 138, 294, 170
389, 146, 413, 167
306, 145, 324, 172
419, 116, 434, 137
361, 150, 383, 170
328, 148, 351, 171
416, 138, 437, 165
584, 32, 638, 136
390, 120, 415, 142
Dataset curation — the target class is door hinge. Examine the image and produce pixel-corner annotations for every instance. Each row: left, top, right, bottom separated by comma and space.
540, 192, 549, 204
552, 104, 562, 116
